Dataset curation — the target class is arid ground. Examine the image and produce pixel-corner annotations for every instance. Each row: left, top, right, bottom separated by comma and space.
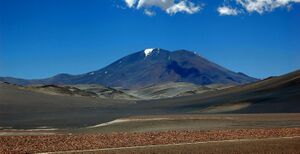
1, 114, 300, 153
1, 71, 299, 153
1, 127, 300, 153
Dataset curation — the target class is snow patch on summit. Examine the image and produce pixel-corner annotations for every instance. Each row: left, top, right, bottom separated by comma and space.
144, 48, 155, 57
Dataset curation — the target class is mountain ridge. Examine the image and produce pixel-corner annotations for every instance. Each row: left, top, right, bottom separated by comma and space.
0, 48, 258, 88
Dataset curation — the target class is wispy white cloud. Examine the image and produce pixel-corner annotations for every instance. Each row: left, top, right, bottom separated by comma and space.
125, 0, 137, 8
166, 1, 201, 15
236, 0, 300, 14
122, 0, 300, 16
217, 6, 240, 15
136, 0, 173, 9
144, 9, 156, 16
123, 0, 202, 16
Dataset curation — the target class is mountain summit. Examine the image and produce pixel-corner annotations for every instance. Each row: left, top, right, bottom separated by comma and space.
0, 48, 257, 88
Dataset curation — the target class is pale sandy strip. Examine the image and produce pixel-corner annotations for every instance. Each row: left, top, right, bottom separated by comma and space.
87, 118, 169, 128
39, 136, 300, 154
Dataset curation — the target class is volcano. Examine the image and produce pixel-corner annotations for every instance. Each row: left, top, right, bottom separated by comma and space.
0, 48, 258, 88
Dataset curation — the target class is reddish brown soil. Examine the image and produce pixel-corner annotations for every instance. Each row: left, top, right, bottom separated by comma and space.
1, 128, 300, 154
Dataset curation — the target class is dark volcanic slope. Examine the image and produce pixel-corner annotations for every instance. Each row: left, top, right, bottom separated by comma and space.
0, 70, 299, 129
0, 83, 134, 129
137, 70, 300, 114
0, 49, 257, 88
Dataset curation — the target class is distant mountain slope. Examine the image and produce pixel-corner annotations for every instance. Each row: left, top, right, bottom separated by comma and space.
26, 85, 98, 98
1, 83, 137, 100
0, 48, 258, 88
126, 82, 226, 99
139, 70, 300, 113
72, 84, 137, 100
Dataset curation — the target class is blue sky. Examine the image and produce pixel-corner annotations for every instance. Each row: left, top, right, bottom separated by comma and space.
0, 0, 299, 79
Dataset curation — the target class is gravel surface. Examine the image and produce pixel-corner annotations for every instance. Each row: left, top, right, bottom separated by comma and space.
1, 128, 300, 153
